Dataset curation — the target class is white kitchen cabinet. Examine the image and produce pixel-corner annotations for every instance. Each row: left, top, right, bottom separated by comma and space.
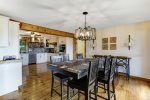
42, 53, 47, 62
21, 53, 29, 65
36, 53, 42, 63
0, 15, 9, 47
36, 53, 47, 63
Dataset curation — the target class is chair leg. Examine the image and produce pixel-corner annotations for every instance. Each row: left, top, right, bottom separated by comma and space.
51, 76, 54, 96
107, 84, 110, 100
78, 90, 80, 100
61, 81, 64, 100
90, 90, 91, 99
96, 82, 98, 93
85, 90, 90, 100
94, 85, 97, 100
112, 80, 116, 100
67, 85, 70, 100
104, 83, 106, 93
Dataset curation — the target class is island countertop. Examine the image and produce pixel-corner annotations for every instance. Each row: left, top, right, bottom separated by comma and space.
0, 59, 22, 65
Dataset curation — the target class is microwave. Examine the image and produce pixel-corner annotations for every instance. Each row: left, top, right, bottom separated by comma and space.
59, 44, 66, 53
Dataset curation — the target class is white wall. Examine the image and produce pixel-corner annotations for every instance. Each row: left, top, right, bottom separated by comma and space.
66, 37, 73, 60
86, 20, 150, 79
0, 21, 20, 60
77, 40, 85, 57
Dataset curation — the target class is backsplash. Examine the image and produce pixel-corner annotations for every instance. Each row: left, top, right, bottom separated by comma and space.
28, 48, 54, 54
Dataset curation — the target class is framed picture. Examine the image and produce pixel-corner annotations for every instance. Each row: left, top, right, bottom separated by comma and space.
102, 38, 108, 44
110, 37, 117, 43
110, 44, 117, 50
102, 44, 108, 50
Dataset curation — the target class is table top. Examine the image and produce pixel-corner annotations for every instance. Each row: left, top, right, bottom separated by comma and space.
48, 59, 93, 79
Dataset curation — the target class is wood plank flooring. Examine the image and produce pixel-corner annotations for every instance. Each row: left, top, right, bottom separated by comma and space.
0, 63, 150, 100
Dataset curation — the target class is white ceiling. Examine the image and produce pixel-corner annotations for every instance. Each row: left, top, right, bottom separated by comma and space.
0, 0, 150, 33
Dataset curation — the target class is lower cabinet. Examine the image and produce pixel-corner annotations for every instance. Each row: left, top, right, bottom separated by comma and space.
0, 60, 22, 96
36, 53, 47, 64
21, 54, 29, 66
36, 53, 59, 63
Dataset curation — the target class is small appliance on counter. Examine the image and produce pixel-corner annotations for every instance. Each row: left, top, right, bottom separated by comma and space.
3, 55, 16, 61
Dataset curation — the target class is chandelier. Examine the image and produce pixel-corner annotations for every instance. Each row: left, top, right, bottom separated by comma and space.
75, 12, 96, 41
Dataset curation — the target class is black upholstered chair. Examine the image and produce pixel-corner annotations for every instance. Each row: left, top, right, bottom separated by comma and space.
76, 53, 84, 60
50, 55, 70, 100
67, 59, 99, 100
97, 57, 117, 100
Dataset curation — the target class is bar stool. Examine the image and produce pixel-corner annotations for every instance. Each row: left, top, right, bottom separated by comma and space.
50, 55, 71, 100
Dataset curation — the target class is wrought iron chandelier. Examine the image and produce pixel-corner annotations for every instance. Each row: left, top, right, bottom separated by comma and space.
75, 12, 96, 41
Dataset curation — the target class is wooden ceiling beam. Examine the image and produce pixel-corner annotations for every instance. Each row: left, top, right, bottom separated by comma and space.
20, 22, 75, 38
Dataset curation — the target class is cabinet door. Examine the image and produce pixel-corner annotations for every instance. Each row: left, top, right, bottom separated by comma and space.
21, 54, 29, 65
44, 53, 47, 62
42, 53, 47, 63
0, 16, 9, 47
36, 54, 41, 63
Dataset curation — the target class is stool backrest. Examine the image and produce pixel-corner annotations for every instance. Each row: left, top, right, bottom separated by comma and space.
50, 55, 63, 64
104, 55, 112, 75
93, 55, 105, 69
88, 58, 99, 87
76, 53, 84, 60
63, 54, 69, 61
108, 58, 117, 81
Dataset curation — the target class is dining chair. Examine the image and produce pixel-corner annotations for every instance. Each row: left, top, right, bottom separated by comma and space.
99, 55, 112, 76
93, 55, 107, 74
97, 57, 117, 100
67, 59, 99, 100
50, 55, 70, 100
76, 53, 84, 60
94, 55, 111, 92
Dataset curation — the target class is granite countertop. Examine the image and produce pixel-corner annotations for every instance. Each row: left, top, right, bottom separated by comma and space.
0, 59, 22, 64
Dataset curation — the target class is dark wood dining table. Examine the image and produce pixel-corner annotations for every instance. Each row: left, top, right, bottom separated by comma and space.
47, 59, 93, 79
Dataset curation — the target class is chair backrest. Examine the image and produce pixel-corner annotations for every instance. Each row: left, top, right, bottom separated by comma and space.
104, 55, 112, 74
94, 55, 106, 69
50, 55, 63, 64
87, 58, 99, 87
63, 54, 69, 61
108, 58, 117, 81
76, 53, 84, 60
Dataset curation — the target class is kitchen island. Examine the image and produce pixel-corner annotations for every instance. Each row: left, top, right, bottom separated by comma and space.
0, 59, 22, 96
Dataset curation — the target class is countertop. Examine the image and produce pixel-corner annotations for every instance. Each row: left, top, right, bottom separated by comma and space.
0, 59, 22, 64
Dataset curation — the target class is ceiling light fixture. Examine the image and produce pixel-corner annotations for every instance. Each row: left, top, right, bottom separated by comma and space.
75, 12, 96, 41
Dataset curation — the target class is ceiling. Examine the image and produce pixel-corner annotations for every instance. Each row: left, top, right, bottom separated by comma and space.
0, 0, 150, 33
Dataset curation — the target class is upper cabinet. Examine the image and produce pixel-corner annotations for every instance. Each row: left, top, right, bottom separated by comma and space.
0, 15, 9, 47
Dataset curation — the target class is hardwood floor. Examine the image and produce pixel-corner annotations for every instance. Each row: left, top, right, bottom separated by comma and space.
0, 63, 150, 100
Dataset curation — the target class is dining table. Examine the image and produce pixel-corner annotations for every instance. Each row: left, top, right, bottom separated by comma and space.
47, 59, 93, 79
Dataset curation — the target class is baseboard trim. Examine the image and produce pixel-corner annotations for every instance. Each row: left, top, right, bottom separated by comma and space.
18, 84, 26, 92
130, 75, 150, 82
118, 72, 150, 82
